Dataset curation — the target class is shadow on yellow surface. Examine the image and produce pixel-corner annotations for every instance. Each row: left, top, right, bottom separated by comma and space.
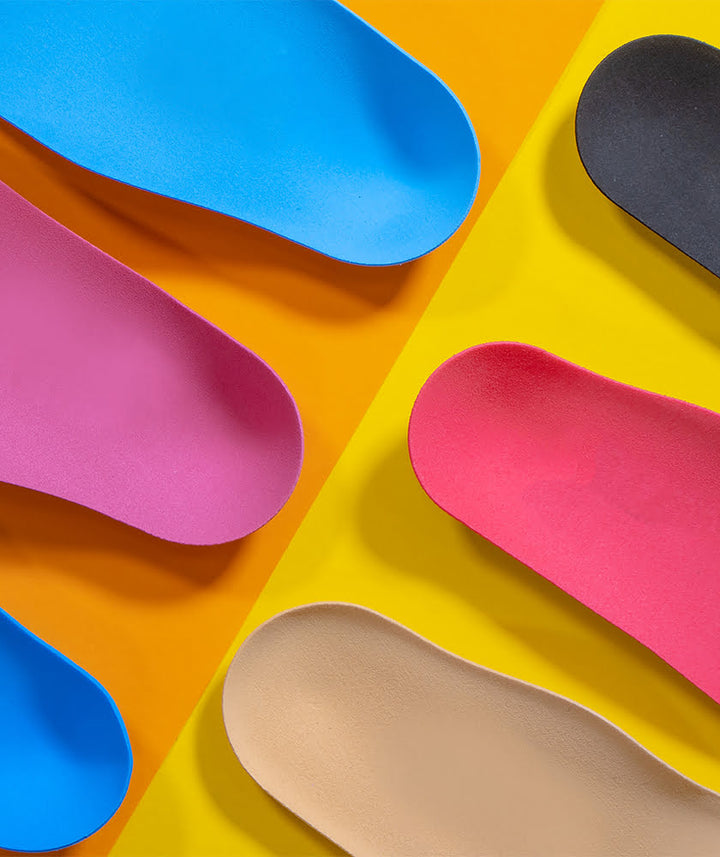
183, 438, 720, 856
196, 678, 346, 857
545, 111, 720, 348
0, 112, 421, 857
0, 2, 607, 852
357, 441, 720, 757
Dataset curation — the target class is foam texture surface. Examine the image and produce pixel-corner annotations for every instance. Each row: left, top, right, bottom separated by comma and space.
0, 0, 479, 266
410, 342, 720, 704
0, 608, 131, 852
224, 603, 720, 857
110, 4, 720, 854
0, 180, 303, 544
0, 2, 597, 851
576, 34, 720, 277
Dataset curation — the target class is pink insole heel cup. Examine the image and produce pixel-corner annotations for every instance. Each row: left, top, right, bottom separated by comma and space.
0, 180, 303, 544
408, 342, 720, 703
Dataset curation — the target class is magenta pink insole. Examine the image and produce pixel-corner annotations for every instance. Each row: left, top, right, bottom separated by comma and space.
0, 180, 302, 544
408, 342, 720, 703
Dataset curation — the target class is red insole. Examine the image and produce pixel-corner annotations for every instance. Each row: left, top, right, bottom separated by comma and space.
409, 342, 720, 703
0, 179, 303, 544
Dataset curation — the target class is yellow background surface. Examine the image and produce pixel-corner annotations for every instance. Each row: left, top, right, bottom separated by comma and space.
0, 2, 600, 854
113, 1, 720, 855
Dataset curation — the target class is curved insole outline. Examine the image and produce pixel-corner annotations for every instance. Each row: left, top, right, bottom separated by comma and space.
223, 603, 720, 857
0, 607, 131, 853
576, 34, 720, 277
409, 342, 720, 705
0, 0, 480, 267
0, 179, 303, 545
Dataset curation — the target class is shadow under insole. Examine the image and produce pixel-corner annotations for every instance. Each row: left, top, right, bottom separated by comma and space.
0, 118, 415, 322
0, 482, 240, 601
544, 110, 720, 348
196, 677, 347, 857
356, 440, 720, 761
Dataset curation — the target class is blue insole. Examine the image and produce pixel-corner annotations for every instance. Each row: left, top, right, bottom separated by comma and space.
0, 0, 480, 265
0, 609, 131, 852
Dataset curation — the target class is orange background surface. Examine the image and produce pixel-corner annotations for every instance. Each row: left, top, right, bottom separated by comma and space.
0, 2, 600, 853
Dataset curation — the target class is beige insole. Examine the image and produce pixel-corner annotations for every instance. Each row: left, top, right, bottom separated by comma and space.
223, 603, 720, 857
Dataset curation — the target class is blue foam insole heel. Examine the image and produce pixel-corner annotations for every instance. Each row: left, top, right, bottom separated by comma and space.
0, 609, 132, 853
0, 0, 480, 266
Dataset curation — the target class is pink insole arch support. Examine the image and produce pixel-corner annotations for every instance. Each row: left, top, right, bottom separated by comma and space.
409, 342, 720, 703
0, 180, 303, 544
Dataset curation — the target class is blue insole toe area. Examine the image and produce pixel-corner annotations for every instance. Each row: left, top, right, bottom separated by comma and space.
0, 0, 480, 265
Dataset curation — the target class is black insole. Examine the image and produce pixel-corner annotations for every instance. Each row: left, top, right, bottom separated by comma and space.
576, 35, 720, 277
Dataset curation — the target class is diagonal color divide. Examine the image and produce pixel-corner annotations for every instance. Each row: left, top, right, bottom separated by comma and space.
0, 1, 601, 854
113, 1, 720, 855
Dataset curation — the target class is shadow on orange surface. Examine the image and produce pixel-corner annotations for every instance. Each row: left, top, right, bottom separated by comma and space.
0, 118, 414, 322
0, 483, 239, 599
0, 2, 603, 853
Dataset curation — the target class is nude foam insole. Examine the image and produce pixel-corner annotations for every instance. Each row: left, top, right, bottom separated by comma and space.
223, 603, 720, 857
409, 342, 720, 704
0, 179, 302, 544
576, 35, 720, 277
0, 0, 479, 266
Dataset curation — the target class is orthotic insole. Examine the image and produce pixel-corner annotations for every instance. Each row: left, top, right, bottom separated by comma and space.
0, 179, 303, 544
409, 342, 720, 704
0, 608, 131, 852
576, 34, 720, 277
0, 0, 479, 265
223, 603, 720, 857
